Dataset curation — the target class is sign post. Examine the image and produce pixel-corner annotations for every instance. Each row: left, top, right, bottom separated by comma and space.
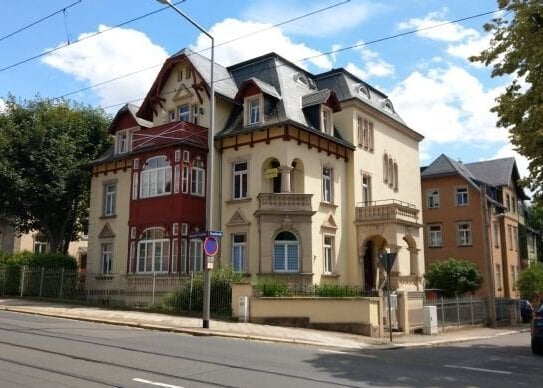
379, 250, 397, 342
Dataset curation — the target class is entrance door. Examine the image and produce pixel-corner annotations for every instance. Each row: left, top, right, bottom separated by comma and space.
363, 240, 375, 290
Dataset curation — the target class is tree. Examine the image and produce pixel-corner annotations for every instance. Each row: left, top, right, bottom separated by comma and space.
470, 0, 543, 201
425, 258, 483, 297
0, 95, 111, 253
516, 263, 543, 303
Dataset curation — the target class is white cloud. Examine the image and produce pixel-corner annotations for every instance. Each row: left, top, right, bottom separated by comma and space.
42, 25, 168, 110
398, 9, 479, 42
242, 1, 377, 37
0, 98, 5, 114
330, 43, 342, 64
192, 18, 332, 70
447, 35, 491, 64
344, 42, 395, 80
390, 66, 506, 144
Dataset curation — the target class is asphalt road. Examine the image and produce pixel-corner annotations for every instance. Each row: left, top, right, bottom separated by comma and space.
0, 310, 539, 387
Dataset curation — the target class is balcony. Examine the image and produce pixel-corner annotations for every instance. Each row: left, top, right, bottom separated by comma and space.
256, 193, 313, 214
356, 199, 420, 226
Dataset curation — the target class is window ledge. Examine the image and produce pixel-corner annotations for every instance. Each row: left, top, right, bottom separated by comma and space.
458, 244, 473, 247
429, 245, 443, 249
99, 215, 117, 220
321, 273, 340, 278
226, 197, 252, 205
320, 201, 338, 209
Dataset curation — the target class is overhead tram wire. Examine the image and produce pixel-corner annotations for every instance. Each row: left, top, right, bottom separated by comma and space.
0, 0, 82, 43
0, 0, 187, 73
98, 8, 501, 112
54, 0, 351, 100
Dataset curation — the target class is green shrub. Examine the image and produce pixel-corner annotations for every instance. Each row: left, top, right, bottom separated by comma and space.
254, 278, 290, 297
315, 284, 359, 297
516, 263, 543, 303
425, 258, 483, 297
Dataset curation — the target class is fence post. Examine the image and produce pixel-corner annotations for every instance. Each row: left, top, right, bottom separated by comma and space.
456, 296, 460, 326
152, 272, 156, 306
440, 296, 445, 333
39, 267, 45, 297
59, 268, 64, 298
470, 295, 474, 325
20, 266, 26, 297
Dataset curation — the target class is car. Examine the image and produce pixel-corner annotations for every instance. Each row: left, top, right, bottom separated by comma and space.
520, 299, 533, 323
531, 302, 543, 355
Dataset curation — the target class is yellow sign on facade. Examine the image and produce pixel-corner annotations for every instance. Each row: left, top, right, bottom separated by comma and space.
265, 168, 278, 179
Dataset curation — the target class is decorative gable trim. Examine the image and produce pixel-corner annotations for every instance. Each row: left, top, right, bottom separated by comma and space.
99, 223, 116, 238
321, 213, 338, 230
226, 209, 251, 226
173, 84, 194, 101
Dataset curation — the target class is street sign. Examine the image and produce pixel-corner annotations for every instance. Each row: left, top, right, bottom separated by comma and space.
265, 168, 278, 179
189, 232, 208, 239
378, 252, 397, 273
204, 236, 219, 256
208, 230, 223, 237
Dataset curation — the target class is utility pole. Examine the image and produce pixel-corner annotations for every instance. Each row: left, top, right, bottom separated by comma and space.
481, 183, 497, 327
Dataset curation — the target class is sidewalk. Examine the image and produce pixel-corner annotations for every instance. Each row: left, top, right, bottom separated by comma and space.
0, 298, 529, 350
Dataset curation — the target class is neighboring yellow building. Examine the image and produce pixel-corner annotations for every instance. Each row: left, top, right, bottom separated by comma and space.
86, 49, 426, 292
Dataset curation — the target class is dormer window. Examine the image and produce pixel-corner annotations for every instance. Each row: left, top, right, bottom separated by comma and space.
382, 99, 395, 113
177, 69, 183, 82
245, 96, 262, 126
116, 130, 130, 154
357, 83, 370, 99
321, 106, 333, 135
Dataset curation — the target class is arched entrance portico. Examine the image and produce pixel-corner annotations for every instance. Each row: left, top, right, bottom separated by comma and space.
360, 235, 388, 291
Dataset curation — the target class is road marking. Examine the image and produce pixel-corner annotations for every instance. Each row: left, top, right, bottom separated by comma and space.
132, 377, 185, 388
318, 349, 376, 358
444, 365, 511, 375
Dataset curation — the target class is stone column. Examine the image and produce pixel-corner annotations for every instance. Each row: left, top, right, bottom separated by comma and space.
279, 165, 293, 193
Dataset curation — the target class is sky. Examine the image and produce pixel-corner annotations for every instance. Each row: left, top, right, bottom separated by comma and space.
0, 0, 529, 178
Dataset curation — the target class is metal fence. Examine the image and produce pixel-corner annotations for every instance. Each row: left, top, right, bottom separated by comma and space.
0, 266, 233, 316
424, 295, 521, 330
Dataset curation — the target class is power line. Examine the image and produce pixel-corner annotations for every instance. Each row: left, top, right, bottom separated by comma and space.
0, 0, 186, 73
98, 8, 501, 112
0, 0, 82, 43
55, 0, 351, 100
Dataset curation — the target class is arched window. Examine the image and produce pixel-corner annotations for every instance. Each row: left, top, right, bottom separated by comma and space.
140, 156, 171, 198
388, 157, 394, 187
191, 157, 205, 196
383, 154, 389, 183
393, 162, 399, 190
273, 231, 299, 272
137, 228, 170, 273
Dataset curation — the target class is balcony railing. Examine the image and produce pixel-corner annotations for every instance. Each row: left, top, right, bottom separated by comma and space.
356, 199, 419, 225
257, 193, 313, 212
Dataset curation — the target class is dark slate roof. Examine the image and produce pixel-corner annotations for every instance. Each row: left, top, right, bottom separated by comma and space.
108, 103, 151, 133
421, 154, 480, 189
301, 89, 332, 108
464, 158, 516, 187
249, 77, 281, 99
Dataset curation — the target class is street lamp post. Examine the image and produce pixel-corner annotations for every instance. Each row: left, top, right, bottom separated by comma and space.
157, 0, 215, 329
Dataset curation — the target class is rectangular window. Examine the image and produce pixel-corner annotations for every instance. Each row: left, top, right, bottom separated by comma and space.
175, 150, 181, 163
362, 174, 371, 204
103, 183, 116, 216
513, 227, 518, 251
180, 239, 187, 273
169, 110, 176, 122
34, 241, 47, 254
171, 239, 178, 273
181, 223, 188, 236
457, 223, 472, 246
182, 165, 189, 193
191, 166, 205, 196
172, 223, 179, 236
427, 189, 440, 208
101, 243, 113, 274
192, 104, 199, 125
323, 235, 334, 274
116, 130, 129, 154
357, 117, 374, 151
248, 98, 260, 125
177, 68, 183, 82
185, 68, 191, 79
456, 187, 469, 206
232, 162, 248, 199
273, 242, 299, 272
496, 264, 503, 290
493, 222, 500, 248
133, 158, 140, 170
189, 239, 203, 272
232, 234, 247, 272
321, 106, 333, 135
429, 225, 443, 247
508, 225, 513, 250
178, 104, 190, 122
174, 165, 180, 194
183, 150, 190, 163
132, 172, 139, 200
322, 167, 333, 203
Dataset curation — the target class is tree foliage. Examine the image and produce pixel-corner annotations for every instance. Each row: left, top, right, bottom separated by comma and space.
516, 263, 543, 303
0, 95, 111, 253
470, 0, 543, 201
425, 258, 483, 297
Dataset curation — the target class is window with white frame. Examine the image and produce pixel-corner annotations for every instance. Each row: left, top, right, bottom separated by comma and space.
140, 156, 172, 198
101, 243, 113, 274
232, 234, 247, 272
180, 239, 187, 273
178, 104, 190, 122
273, 231, 299, 272
362, 173, 371, 204
322, 167, 333, 203
493, 222, 500, 248
232, 162, 248, 200
191, 158, 205, 196
182, 165, 189, 193
321, 106, 333, 135
246, 97, 261, 125
189, 239, 203, 272
427, 189, 440, 208
428, 225, 443, 247
192, 104, 199, 125
137, 228, 170, 273
169, 110, 176, 122
171, 239, 178, 273
103, 183, 116, 216
457, 223, 472, 246
116, 130, 129, 154
357, 117, 374, 151
34, 235, 47, 254
323, 235, 334, 274
456, 187, 469, 206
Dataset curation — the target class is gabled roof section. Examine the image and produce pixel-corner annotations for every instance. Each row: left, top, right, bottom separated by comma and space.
108, 103, 151, 134
234, 77, 281, 102
421, 154, 480, 190
137, 48, 237, 121
131, 120, 207, 152
301, 89, 341, 112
